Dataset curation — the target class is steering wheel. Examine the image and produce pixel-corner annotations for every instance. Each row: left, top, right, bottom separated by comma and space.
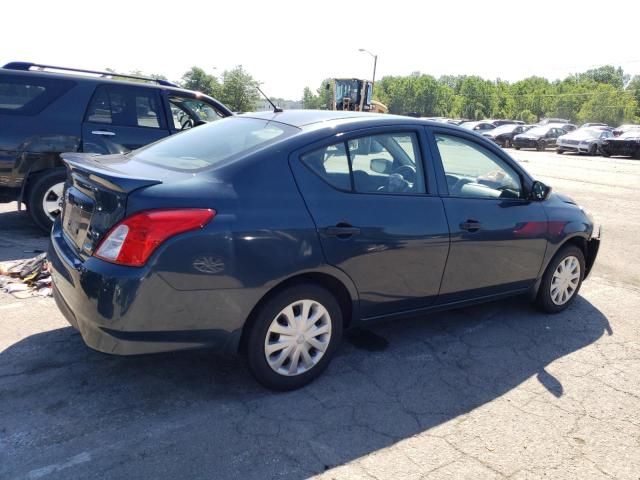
392, 165, 416, 184
180, 117, 194, 130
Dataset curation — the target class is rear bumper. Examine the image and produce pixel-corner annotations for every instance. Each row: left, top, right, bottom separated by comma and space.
49, 221, 244, 356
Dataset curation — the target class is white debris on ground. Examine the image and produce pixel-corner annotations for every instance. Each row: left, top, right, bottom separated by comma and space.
0, 252, 52, 298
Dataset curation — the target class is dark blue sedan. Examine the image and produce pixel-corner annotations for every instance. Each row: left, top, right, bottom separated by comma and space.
49, 111, 601, 390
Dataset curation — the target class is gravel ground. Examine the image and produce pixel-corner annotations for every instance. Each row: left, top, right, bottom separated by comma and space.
0, 149, 638, 480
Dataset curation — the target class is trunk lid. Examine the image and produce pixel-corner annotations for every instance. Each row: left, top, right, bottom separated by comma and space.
61, 153, 163, 257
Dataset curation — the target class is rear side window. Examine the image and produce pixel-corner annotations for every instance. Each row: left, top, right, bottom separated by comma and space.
85, 85, 164, 129
133, 117, 298, 171
301, 132, 426, 195
0, 75, 74, 115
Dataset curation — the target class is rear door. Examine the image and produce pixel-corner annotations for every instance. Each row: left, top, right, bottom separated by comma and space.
429, 129, 548, 303
290, 127, 450, 319
82, 84, 170, 154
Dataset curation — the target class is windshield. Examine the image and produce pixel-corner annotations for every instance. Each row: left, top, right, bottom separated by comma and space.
491, 124, 517, 134
620, 130, 640, 139
460, 122, 478, 129
523, 126, 549, 136
571, 128, 602, 139
133, 117, 298, 171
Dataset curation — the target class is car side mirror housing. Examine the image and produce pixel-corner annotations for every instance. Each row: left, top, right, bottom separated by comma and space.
370, 158, 392, 174
531, 180, 551, 201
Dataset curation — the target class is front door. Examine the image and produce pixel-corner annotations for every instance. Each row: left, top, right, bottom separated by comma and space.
290, 128, 450, 319
430, 131, 548, 304
82, 84, 170, 154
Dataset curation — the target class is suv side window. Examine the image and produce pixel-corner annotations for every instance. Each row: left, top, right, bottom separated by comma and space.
168, 95, 224, 130
301, 132, 425, 195
435, 133, 522, 199
85, 85, 165, 129
0, 75, 74, 115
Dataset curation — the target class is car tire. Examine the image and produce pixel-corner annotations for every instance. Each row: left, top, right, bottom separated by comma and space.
535, 245, 585, 314
245, 284, 343, 391
514, 146, 521, 150
537, 141, 545, 151
26, 168, 67, 233
503, 139, 511, 148
589, 144, 598, 156
556, 149, 564, 154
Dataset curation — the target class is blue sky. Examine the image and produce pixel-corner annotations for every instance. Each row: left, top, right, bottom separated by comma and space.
3, 0, 639, 99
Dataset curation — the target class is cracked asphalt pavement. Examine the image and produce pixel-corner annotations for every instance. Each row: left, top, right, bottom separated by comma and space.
1, 150, 639, 479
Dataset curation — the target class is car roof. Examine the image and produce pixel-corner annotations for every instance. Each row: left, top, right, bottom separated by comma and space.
239, 110, 438, 129
0, 64, 199, 95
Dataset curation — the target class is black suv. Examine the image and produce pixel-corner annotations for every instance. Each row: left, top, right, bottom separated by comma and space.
0, 62, 233, 231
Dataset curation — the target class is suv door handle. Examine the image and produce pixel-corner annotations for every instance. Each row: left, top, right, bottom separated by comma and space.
91, 130, 116, 136
324, 225, 361, 238
460, 220, 482, 232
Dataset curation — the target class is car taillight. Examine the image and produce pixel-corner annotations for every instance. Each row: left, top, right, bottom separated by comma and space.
94, 209, 215, 267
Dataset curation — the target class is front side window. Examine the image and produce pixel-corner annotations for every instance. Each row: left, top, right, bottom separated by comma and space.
85, 85, 163, 129
435, 134, 522, 199
169, 95, 224, 130
301, 132, 425, 195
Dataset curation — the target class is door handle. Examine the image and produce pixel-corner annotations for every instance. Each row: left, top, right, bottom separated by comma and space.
460, 220, 482, 232
91, 130, 116, 136
324, 225, 361, 238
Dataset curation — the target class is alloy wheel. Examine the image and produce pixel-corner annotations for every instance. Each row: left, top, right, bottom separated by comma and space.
550, 255, 581, 305
41, 182, 64, 221
264, 299, 332, 376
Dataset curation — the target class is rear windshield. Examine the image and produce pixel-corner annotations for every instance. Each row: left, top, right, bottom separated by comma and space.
132, 117, 299, 171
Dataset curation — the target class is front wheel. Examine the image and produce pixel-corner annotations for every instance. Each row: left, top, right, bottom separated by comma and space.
535, 245, 585, 313
245, 284, 343, 390
537, 141, 546, 151
556, 149, 564, 154
503, 138, 511, 148
514, 146, 521, 150
589, 144, 598, 156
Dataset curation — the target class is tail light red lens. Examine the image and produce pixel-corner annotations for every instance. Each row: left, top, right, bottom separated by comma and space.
94, 209, 215, 267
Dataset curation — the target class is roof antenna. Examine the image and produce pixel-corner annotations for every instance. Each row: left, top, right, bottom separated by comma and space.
255, 84, 283, 113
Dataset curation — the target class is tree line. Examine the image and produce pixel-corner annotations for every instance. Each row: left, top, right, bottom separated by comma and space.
303, 65, 640, 125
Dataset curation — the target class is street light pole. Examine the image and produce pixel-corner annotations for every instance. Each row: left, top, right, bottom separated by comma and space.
358, 48, 378, 96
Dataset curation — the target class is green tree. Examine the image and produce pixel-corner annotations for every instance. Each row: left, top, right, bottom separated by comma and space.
576, 84, 637, 126
577, 65, 628, 89
180, 67, 220, 97
218, 65, 260, 113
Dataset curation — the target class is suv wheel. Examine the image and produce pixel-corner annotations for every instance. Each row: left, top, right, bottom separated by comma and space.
535, 245, 585, 313
27, 168, 66, 233
246, 284, 343, 390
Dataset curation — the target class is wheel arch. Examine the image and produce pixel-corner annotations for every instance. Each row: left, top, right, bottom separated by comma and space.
238, 270, 358, 354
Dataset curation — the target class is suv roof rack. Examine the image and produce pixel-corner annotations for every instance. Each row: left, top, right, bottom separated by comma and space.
3, 62, 179, 88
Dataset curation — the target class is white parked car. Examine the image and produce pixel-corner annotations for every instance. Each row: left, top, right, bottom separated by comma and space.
556, 127, 613, 156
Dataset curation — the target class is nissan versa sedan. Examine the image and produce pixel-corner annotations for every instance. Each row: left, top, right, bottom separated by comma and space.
49, 111, 601, 390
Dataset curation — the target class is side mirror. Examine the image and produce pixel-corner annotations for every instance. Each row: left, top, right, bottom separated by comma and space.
531, 180, 551, 201
370, 158, 392, 174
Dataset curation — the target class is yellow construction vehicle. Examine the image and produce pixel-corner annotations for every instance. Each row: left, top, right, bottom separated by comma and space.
326, 78, 388, 113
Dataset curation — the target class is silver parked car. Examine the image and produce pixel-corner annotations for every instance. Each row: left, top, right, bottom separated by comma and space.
556, 127, 613, 155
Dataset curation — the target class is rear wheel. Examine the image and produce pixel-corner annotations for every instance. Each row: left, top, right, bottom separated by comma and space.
514, 146, 521, 150
503, 138, 511, 148
26, 168, 66, 233
245, 284, 343, 390
535, 245, 585, 313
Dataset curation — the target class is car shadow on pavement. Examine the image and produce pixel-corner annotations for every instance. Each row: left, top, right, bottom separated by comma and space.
0, 208, 48, 262
0, 296, 611, 479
